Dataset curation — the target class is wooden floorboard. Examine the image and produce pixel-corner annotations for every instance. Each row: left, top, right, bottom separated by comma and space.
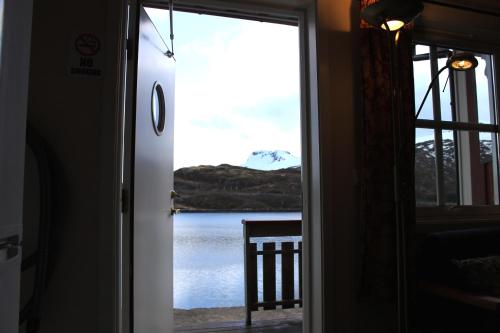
175, 319, 302, 333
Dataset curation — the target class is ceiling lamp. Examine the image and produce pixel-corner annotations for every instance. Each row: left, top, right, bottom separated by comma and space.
361, 0, 424, 31
415, 52, 478, 119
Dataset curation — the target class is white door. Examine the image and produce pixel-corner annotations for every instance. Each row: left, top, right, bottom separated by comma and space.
132, 6, 175, 333
0, 0, 32, 332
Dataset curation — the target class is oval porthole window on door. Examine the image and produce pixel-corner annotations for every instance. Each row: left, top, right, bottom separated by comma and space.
151, 81, 166, 136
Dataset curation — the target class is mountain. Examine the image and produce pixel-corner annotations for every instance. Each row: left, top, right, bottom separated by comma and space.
174, 164, 301, 211
242, 150, 300, 170
415, 138, 492, 205
174, 139, 493, 210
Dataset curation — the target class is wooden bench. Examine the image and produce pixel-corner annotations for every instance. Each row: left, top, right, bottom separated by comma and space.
242, 219, 302, 326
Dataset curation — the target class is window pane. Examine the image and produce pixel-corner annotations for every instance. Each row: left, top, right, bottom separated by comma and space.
452, 50, 495, 125
415, 44, 429, 55
413, 45, 433, 120
476, 55, 495, 124
438, 57, 453, 121
415, 128, 436, 206
442, 130, 458, 205
480, 132, 495, 204
414, 44, 499, 207
453, 130, 497, 205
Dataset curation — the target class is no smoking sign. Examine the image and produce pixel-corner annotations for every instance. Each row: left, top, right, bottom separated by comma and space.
69, 33, 103, 78
75, 33, 101, 56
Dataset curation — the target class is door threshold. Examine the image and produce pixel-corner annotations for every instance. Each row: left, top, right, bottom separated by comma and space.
175, 317, 302, 333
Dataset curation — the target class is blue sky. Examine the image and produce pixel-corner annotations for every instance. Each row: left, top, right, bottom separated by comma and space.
145, 9, 301, 169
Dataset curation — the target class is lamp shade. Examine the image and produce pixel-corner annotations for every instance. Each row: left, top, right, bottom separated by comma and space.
446, 52, 479, 71
361, 0, 424, 31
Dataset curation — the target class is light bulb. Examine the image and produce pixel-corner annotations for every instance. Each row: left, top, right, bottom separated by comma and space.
381, 20, 405, 31
451, 59, 473, 70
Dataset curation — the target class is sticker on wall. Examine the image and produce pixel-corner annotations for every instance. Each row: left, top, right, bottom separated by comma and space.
68, 33, 103, 78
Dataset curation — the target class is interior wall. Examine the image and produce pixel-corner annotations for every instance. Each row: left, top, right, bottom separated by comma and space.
315, 0, 360, 332
25, 0, 364, 332
26, 0, 123, 332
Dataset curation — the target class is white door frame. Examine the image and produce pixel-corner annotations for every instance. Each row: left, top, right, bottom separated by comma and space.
120, 1, 322, 333
0, 0, 33, 331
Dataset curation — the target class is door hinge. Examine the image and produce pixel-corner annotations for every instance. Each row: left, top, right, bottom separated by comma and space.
121, 188, 129, 213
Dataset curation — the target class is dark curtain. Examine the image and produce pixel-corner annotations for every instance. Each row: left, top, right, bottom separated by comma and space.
358, 0, 416, 324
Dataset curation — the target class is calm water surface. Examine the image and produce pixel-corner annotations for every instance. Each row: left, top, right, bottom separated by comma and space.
174, 212, 301, 309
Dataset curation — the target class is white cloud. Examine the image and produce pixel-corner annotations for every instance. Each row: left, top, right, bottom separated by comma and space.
173, 16, 301, 169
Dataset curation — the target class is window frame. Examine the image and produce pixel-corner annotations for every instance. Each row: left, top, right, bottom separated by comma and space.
414, 43, 499, 206
413, 28, 500, 224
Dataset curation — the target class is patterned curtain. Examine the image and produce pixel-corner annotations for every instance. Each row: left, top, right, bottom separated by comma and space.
359, 0, 416, 323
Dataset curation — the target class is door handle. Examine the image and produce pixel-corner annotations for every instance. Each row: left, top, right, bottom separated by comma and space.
170, 190, 180, 215
0, 237, 21, 263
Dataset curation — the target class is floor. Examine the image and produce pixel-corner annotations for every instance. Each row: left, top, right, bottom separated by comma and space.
175, 318, 302, 333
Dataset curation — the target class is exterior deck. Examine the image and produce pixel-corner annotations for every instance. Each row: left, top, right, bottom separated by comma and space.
175, 318, 302, 333
174, 305, 302, 333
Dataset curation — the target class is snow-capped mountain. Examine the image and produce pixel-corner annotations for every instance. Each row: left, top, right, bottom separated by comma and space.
415, 138, 492, 205
242, 150, 301, 171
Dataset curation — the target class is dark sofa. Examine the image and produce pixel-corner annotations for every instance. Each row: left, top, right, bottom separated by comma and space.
416, 227, 500, 333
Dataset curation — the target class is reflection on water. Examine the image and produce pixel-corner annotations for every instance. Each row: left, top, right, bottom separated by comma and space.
174, 212, 301, 309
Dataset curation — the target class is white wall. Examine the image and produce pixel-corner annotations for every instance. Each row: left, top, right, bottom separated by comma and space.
26, 0, 124, 332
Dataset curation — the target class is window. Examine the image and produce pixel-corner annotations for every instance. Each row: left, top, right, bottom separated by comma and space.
414, 44, 499, 207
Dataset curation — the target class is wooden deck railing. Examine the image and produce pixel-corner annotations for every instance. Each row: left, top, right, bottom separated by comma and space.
242, 219, 302, 326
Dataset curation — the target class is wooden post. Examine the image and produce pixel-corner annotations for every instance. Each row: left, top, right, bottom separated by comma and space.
282, 242, 295, 308
263, 242, 277, 310
299, 241, 303, 306
243, 220, 258, 326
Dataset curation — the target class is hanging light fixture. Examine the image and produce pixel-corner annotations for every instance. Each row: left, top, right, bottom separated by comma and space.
361, 0, 424, 31
447, 52, 479, 71
415, 52, 478, 119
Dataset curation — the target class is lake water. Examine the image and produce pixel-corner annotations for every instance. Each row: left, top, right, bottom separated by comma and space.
174, 211, 302, 309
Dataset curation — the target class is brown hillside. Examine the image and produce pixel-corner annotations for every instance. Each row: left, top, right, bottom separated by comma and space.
173, 164, 302, 211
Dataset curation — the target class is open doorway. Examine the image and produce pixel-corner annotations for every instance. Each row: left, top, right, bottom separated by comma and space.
144, 7, 304, 332
123, 1, 322, 332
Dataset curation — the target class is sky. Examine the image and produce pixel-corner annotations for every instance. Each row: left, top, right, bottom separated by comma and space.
145, 9, 301, 170
144, 9, 494, 168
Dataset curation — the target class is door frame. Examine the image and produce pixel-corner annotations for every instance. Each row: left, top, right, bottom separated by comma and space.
0, 0, 33, 331
120, 1, 323, 333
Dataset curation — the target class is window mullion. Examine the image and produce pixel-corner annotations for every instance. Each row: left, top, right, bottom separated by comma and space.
430, 46, 446, 205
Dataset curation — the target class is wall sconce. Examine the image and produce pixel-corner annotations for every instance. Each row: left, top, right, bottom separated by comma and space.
361, 0, 424, 32
415, 52, 478, 119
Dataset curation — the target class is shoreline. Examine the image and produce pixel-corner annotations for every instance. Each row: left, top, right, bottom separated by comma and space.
178, 209, 302, 213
